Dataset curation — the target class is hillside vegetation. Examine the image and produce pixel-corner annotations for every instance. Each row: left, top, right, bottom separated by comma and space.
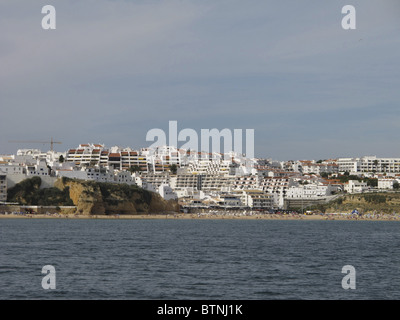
7, 176, 73, 206
7, 176, 179, 215
311, 192, 400, 214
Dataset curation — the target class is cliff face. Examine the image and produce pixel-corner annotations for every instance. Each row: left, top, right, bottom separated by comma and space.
54, 178, 179, 215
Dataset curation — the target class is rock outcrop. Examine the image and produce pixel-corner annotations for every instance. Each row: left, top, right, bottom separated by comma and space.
54, 177, 179, 215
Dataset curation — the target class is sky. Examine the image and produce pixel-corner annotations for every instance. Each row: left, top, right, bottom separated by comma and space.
1, 0, 399, 160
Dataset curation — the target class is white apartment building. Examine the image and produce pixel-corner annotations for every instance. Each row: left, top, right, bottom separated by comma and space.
217, 194, 242, 207
169, 173, 236, 193
121, 149, 149, 172
1, 159, 56, 189
64, 144, 256, 178
57, 167, 113, 182
66, 144, 105, 167
300, 161, 339, 175
337, 158, 359, 174
0, 163, 25, 175
259, 177, 294, 208
0, 175, 7, 202
66, 144, 189, 173
240, 190, 274, 209
138, 172, 171, 191
147, 146, 183, 173
344, 180, 369, 193
377, 178, 397, 190
299, 161, 317, 175
358, 156, 400, 174
16, 149, 66, 167
173, 174, 200, 191
158, 184, 178, 201
260, 177, 293, 195
66, 144, 150, 172
175, 188, 205, 200
56, 167, 136, 185
115, 171, 134, 184
283, 160, 302, 172
338, 156, 400, 174
26, 160, 50, 176
16, 149, 46, 161
186, 158, 233, 175
0, 155, 15, 163
286, 184, 334, 199
200, 174, 235, 192
233, 175, 259, 190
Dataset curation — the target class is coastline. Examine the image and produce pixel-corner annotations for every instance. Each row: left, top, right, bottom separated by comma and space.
1, 212, 399, 221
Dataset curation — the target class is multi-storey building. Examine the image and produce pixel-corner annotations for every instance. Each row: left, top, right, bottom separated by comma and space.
66, 144, 149, 172
186, 158, 234, 175
170, 173, 236, 192
259, 177, 294, 207
200, 174, 235, 192
66, 144, 105, 167
26, 160, 50, 176
56, 167, 136, 185
0, 163, 25, 175
57, 167, 114, 183
120, 149, 149, 172
138, 172, 171, 191
100, 150, 109, 167
281, 160, 302, 173
240, 190, 274, 209
300, 160, 339, 175
285, 184, 334, 199
0, 175, 7, 202
358, 156, 400, 174
260, 177, 293, 195
337, 158, 359, 174
377, 178, 398, 190
338, 156, 400, 174
217, 193, 242, 207
344, 180, 369, 193
173, 174, 200, 190
233, 175, 259, 190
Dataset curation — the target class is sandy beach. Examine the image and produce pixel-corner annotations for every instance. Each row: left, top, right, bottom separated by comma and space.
1, 212, 400, 221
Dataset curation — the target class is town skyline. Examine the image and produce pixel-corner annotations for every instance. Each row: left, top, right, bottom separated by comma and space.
3, 139, 400, 162
3, 142, 400, 211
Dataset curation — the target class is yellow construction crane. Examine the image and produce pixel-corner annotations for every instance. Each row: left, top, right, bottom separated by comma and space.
8, 138, 62, 152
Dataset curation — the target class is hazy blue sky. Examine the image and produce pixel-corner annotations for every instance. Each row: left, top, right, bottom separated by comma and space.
1, 0, 399, 160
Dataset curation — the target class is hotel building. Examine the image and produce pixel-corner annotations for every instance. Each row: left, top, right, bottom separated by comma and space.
338, 156, 400, 174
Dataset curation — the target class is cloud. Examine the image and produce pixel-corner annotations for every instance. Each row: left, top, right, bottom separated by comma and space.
1, 0, 399, 159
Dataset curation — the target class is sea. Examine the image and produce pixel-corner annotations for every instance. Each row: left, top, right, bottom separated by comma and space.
1, 218, 400, 300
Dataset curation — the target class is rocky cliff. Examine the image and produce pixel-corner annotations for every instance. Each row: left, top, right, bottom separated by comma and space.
54, 177, 179, 215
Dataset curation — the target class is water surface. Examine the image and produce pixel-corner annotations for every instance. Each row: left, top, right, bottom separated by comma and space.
1, 219, 399, 299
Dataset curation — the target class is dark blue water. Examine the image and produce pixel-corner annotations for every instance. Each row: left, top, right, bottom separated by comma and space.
1, 219, 400, 299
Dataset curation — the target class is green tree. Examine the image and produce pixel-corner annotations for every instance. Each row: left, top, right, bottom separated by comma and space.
59, 155, 64, 163
364, 194, 386, 204
169, 164, 178, 174
128, 165, 141, 173
320, 172, 329, 178
365, 178, 378, 187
